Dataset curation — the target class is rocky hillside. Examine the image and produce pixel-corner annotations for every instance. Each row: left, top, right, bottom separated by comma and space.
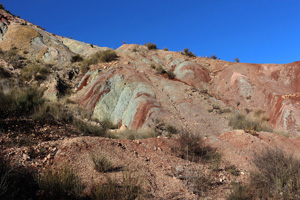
1, 7, 300, 199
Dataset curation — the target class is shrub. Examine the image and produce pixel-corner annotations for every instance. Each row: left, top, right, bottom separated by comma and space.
210, 55, 217, 59
20, 63, 50, 81
80, 65, 89, 74
166, 70, 175, 79
228, 114, 273, 132
82, 50, 118, 66
71, 54, 83, 63
0, 65, 11, 78
0, 155, 38, 199
56, 77, 71, 97
0, 87, 44, 118
0, 4, 4, 10
100, 50, 118, 62
225, 165, 240, 176
183, 48, 195, 57
32, 102, 73, 124
166, 125, 177, 134
91, 154, 113, 173
234, 57, 240, 63
0, 48, 25, 69
101, 119, 117, 130
155, 66, 165, 74
175, 131, 219, 163
250, 148, 300, 199
73, 119, 106, 136
90, 171, 143, 200
193, 171, 213, 196
226, 182, 252, 200
38, 166, 85, 199
163, 47, 169, 51
114, 129, 158, 140
146, 42, 157, 50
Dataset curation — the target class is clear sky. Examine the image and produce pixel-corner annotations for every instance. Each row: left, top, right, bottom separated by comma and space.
2, 0, 300, 64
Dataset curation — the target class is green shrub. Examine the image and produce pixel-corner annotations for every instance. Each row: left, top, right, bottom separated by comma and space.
90, 171, 143, 200
91, 154, 113, 173
20, 64, 50, 81
71, 54, 83, 63
38, 166, 85, 200
146, 42, 157, 50
229, 114, 273, 132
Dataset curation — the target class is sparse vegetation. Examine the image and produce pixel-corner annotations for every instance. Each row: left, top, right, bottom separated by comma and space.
114, 129, 158, 140
146, 42, 157, 50
155, 65, 165, 74
226, 182, 252, 200
0, 48, 25, 69
166, 125, 177, 134
82, 50, 118, 66
73, 118, 107, 136
251, 148, 300, 199
175, 131, 220, 163
229, 113, 273, 132
20, 63, 50, 81
32, 102, 73, 124
193, 171, 214, 196
90, 171, 143, 200
0, 4, 4, 10
0, 155, 38, 199
0, 86, 44, 118
227, 148, 300, 199
91, 154, 114, 173
210, 55, 217, 59
56, 76, 71, 97
183, 48, 196, 57
71, 54, 84, 63
225, 165, 240, 176
0, 65, 11, 78
163, 47, 169, 51
166, 70, 175, 79
38, 166, 85, 200
234, 57, 240, 63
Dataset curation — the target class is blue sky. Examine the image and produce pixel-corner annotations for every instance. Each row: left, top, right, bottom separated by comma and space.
2, 0, 300, 64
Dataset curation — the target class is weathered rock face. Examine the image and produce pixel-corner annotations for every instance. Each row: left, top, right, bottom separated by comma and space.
74, 44, 300, 134
74, 44, 228, 134
1, 8, 300, 135
209, 61, 300, 134
0, 9, 109, 67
